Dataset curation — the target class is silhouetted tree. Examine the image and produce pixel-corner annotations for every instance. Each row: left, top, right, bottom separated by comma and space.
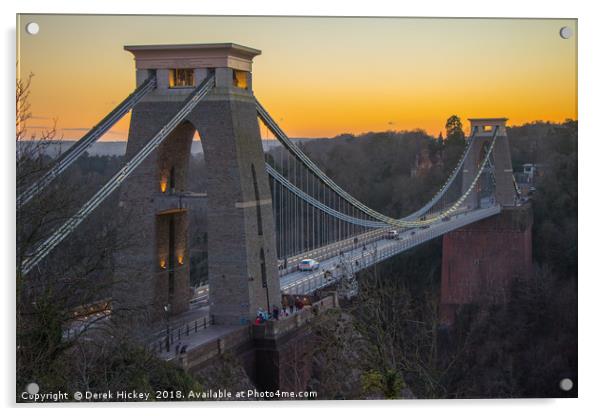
445, 115, 465, 144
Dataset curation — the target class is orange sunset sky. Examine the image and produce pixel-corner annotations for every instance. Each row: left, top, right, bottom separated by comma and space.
17, 15, 577, 140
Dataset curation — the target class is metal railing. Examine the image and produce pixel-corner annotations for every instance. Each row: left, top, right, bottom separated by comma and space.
151, 314, 215, 354
278, 227, 393, 276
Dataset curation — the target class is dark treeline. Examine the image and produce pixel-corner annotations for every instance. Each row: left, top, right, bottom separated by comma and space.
301, 132, 442, 218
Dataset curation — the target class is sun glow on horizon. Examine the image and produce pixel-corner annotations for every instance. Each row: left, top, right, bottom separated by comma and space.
18, 15, 577, 141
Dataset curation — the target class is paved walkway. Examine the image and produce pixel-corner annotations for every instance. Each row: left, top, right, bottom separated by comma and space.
157, 323, 242, 361
155, 305, 310, 361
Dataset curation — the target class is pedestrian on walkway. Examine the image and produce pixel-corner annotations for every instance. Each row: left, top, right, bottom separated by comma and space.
257, 307, 266, 323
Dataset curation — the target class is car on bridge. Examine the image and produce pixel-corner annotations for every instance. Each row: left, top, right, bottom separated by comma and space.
298, 259, 320, 271
386, 230, 401, 240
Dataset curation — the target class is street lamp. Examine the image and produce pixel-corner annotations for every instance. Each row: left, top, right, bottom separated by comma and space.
262, 270, 271, 318
259, 249, 270, 318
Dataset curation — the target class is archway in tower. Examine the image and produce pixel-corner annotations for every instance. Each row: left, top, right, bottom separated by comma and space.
476, 140, 495, 207
154, 122, 208, 311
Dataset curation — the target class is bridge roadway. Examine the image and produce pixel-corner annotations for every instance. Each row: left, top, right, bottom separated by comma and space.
65, 204, 501, 349
279, 204, 502, 295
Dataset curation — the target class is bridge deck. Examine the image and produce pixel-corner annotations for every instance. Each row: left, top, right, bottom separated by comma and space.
279, 205, 502, 295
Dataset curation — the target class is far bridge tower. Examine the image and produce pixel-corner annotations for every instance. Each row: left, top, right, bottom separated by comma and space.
441, 118, 533, 325
462, 118, 516, 208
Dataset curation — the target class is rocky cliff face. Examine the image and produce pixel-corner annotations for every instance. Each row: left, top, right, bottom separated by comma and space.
192, 353, 257, 401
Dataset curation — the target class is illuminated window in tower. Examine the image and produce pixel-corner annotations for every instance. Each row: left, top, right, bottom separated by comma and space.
169, 69, 194, 88
233, 70, 248, 89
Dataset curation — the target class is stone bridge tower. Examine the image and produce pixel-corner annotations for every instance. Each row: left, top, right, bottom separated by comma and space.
462, 118, 517, 208
441, 117, 533, 326
113, 43, 281, 326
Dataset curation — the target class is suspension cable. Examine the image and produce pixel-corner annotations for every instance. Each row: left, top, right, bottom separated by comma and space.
20, 76, 215, 276
17, 76, 157, 207
257, 99, 495, 227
